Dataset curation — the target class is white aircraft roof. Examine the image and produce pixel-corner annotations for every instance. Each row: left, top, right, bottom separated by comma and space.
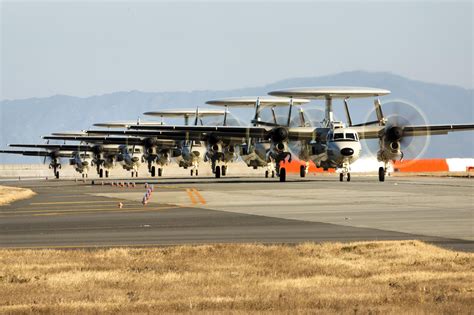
143, 109, 225, 117
268, 87, 390, 99
206, 96, 310, 107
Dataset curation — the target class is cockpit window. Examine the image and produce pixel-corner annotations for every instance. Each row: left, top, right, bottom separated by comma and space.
333, 133, 344, 140
330, 131, 359, 141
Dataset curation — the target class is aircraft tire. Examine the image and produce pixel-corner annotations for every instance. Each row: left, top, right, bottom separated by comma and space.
190, 169, 194, 176
272, 171, 275, 178
300, 165, 306, 178
215, 166, 221, 178
339, 173, 344, 182
195, 169, 198, 176
279, 168, 286, 182
99, 169, 103, 178
347, 173, 351, 182
222, 166, 227, 176
105, 170, 109, 178
265, 170, 269, 178
378, 167, 385, 182
151, 166, 156, 177
55, 171, 59, 179
158, 168, 163, 177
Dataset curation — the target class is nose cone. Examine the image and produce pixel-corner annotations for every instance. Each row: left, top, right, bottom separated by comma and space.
340, 148, 354, 156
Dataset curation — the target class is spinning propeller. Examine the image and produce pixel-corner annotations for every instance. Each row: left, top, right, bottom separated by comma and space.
362, 99, 431, 165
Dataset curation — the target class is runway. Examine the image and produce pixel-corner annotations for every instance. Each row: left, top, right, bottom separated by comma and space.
0, 175, 472, 251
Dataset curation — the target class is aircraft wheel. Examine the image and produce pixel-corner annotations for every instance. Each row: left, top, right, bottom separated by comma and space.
300, 165, 306, 178
195, 169, 198, 176
339, 173, 344, 182
222, 166, 227, 176
265, 170, 269, 178
378, 167, 385, 182
190, 169, 194, 176
99, 169, 104, 178
158, 168, 163, 177
347, 173, 351, 182
215, 166, 221, 178
105, 170, 109, 178
55, 171, 59, 179
151, 166, 156, 177
279, 167, 286, 182
272, 171, 275, 178
82, 173, 85, 178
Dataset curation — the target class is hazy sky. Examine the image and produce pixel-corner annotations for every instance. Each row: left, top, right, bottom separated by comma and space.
1, 1, 472, 100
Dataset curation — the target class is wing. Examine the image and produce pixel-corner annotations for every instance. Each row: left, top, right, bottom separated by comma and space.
9, 144, 95, 151
352, 123, 474, 139
42, 135, 177, 148
86, 128, 263, 142
0, 150, 75, 157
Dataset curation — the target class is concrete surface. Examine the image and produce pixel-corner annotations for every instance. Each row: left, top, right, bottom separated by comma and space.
0, 174, 472, 251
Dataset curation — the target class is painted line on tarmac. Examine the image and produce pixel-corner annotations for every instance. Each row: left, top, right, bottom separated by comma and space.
192, 188, 207, 205
186, 188, 198, 205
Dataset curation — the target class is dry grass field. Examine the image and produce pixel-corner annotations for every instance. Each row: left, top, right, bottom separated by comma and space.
0, 185, 35, 206
0, 241, 472, 314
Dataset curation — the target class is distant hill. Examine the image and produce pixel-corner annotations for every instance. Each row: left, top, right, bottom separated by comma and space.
1, 71, 473, 163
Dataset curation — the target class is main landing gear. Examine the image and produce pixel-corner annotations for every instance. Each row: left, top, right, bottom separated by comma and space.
190, 169, 198, 176
279, 167, 287, 182
379, 167, 385, 182
265, 170, 275, 178
339, 172, 351, 182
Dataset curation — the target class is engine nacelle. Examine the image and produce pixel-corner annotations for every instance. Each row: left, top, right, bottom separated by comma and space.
274, 142, 285, 152
271, 127, 289, 143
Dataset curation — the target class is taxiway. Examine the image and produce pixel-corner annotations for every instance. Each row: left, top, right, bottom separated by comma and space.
0, 175, 472, 251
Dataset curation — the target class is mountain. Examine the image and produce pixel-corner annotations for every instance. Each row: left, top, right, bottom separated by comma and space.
1, 71, 473, 163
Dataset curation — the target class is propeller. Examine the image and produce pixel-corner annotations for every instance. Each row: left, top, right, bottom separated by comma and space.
362, 99, 431, 166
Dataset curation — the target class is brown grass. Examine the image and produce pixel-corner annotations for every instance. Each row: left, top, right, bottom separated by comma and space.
0, 185, 36, 206
0, 241, 472, 314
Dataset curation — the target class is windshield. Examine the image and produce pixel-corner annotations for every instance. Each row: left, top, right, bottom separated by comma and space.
331, 131, 358, 141
333, 133, 344, 140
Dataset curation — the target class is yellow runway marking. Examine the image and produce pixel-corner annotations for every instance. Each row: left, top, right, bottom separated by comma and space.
192, 188, 207, 205
186, 189, 198, 205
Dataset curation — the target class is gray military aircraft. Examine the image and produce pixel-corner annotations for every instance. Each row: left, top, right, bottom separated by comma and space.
268, 87, 474, 181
